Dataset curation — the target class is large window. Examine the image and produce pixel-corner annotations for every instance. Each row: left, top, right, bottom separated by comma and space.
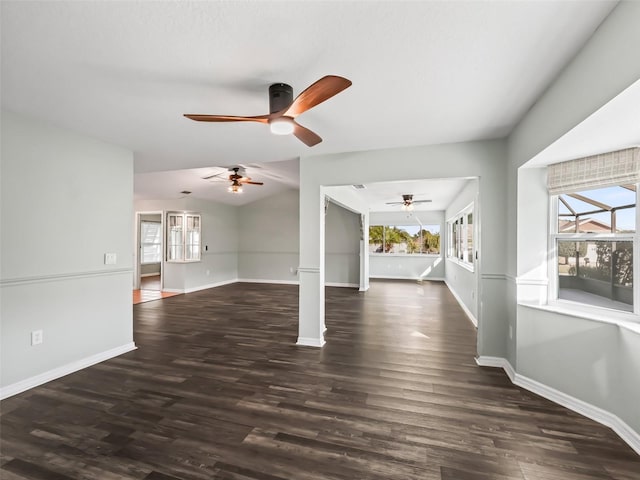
141, 221, 162, 264
553, 185, 636, 312
369, 225, 440, 255
447, 203, 474, 269
167, 212, 201, 262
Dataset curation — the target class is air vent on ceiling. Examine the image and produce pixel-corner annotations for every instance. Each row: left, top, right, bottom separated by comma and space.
352, 184, 366, 189
180, 191, 192, 195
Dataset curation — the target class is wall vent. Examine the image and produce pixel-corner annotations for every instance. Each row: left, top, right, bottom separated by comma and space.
352, 184, 366, 189
180, 191, 192, 195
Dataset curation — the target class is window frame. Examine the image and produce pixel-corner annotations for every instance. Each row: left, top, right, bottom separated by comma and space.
140, 220, 162, 265
446, 203, 475, 272
166, 211, 202, 263
368, 224, 441, 256
548, 184, 638, 316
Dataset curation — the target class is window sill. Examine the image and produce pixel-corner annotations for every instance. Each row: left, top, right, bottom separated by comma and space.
446, 257, 475, 273
369, 253, 441, 258
518, 301, 640, 334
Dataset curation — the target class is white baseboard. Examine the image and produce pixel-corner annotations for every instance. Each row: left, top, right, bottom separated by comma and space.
445, 280, 478, 328
140, 272, 160, 278
0, 342, 137, 400
237, 278, 299, 285
359, 285, 370, 292
296, 336, 326, 347
476, 355, 640, 456
325, 282, 359, 288
475, 355, 515, 382
184, 278, 238, 293
162, 288, 184, 293
371, 275, 444, 281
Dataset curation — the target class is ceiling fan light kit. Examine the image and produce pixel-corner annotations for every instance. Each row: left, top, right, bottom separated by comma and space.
208, 167, 264, 194
269, 117, 294, 135
228, 183, 243, 194
184, 75, 352, 146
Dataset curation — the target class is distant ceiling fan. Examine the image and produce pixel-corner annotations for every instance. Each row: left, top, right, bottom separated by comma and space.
184, 75, 352, 147
386, 194, 432, 211
204, 167, 263, 194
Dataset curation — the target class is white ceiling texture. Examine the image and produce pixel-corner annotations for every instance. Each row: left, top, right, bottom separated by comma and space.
1, 1, 618, 208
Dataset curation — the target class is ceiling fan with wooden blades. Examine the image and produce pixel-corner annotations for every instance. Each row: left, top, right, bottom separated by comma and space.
204, 167, 263, 194
184, 75, 352, 147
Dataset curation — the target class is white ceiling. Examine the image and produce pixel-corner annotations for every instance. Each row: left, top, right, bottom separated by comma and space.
134, 158, 300, 206
525, 79, 640, 168
346, 178, 473, 213
1, 0, 617, 182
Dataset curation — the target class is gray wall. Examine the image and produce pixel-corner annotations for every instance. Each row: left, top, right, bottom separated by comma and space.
325, 201, 360, 286
238, 189, 299, 282
1, 110, 134, 390
238, 189, 361, 286
445, 180, 479, 321
505, 1, 640, 435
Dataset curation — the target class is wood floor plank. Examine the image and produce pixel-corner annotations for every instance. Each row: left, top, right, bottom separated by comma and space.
1, 280, 637, 479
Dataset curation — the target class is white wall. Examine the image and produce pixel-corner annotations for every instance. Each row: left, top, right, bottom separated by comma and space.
504, 1, 640, 443
134, 197, 238, 292
445, 180, 479, 321
1, 110, 135, 393
299, 139, 508, 351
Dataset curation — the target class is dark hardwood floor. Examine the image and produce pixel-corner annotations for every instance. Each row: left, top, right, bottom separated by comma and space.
1, 280, 638, 479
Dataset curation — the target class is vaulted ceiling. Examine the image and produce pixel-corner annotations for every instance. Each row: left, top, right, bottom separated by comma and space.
1, 1, 618, 205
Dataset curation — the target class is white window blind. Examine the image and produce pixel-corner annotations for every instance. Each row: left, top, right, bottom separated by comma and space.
547, 147, 639, 195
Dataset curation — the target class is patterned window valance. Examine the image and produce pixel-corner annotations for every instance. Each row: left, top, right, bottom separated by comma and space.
547, 147, 640, 195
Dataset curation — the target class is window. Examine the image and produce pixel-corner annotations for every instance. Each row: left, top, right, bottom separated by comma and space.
552, 185, 636, 313
447, 203, 474, 270
167, 212, 201, 262
369, 225, 440, 254
141, 221, 162, 264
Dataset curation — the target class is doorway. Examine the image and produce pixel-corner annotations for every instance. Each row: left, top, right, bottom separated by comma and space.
134, 211, 180, 304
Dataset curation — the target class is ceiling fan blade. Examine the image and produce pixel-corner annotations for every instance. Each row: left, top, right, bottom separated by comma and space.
284, 75, 352, 118
292, 121, 322, 147
184, 114, 271, 123
242, 181, 264, 185
385, 201, 404, 205
202, 172, 226, 180
412, 200, 432, 204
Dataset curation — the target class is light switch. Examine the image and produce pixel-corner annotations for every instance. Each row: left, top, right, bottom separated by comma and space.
104, 253, 117, 265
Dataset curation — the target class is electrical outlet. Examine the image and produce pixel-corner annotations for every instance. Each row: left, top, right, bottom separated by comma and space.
206, 269, 210, 276
104, 253, 117, 265
31, 330, 43, 346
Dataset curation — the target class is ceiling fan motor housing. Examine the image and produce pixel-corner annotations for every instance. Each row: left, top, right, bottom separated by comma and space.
269, 83, 293, 113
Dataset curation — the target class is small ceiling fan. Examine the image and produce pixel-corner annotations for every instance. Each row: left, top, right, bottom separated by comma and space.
386, 194, 432, 211
184, 75, 352, 147
204, 167, 263, 194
